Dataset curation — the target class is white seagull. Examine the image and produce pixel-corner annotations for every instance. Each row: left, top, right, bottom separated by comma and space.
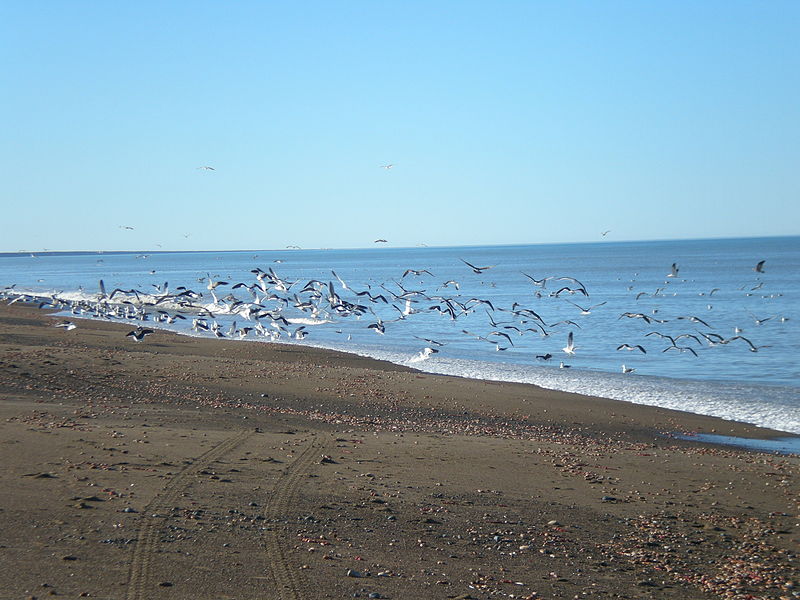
562, 331, 576, 355
667, 263, 679, 278
127, 327, 155, 342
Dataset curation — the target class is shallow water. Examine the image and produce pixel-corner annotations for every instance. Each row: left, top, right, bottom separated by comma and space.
674, 433, 800, 455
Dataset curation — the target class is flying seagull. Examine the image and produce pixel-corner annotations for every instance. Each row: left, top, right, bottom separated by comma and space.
562, 331, 576, 355
566, 300, 606, 315
374, 239, 388, 243
460, 258, 495, 274
197, 166, 215, 170
617, 343, 646, 354
667, 263, 679, 278
754, 260, 766, 273
127, 327, 155, 342
380, 164, 394, 169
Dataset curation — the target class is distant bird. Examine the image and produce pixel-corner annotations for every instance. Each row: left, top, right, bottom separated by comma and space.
367, 319, 385, 334
566, 300, 606, 315
55, 320, 76, 331
562, 331, 576, 355
380, 164, 394, 169
119, 225, 134, 230
559, 361, 571, 369
126, 327, 155, 342
402, 269, 434, 278
727, 335, 762, 352
601, 230, 611, 237
667, 263, 679, 278
197, 165, 215, 170
460, 258, 495, 274
413, 335, 444, 347
621, 364, 635, 374
754, 260, 766, 273
617, 343, 646, 354
374, 239, 388, 243
662, 344, 698, 357
206, 274, 229, 290
676, 315, 712, 328
536, 353, 553, 361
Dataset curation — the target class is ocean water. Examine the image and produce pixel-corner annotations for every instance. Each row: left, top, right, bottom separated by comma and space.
2, 237, 798, 434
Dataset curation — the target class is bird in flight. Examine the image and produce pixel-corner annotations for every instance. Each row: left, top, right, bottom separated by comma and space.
197, 166, 215, 170
566, 300, 606, 315
601, 230, 611, 237
119, 225, 134, 230
754, 260, 766, 273
374, 239, 388, 243
562, 331, 576, 355
617, 343, 647, 354
667, 263, 679, 278
460, 258, 495, 274
380, 164, 394, 169
127, 327, 155, 342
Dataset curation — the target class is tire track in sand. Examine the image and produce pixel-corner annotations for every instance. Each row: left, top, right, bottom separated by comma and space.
125, 429, 254, 600
263, 436, 324, 600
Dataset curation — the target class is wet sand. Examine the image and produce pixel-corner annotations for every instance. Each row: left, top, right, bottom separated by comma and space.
0, 302, 797, 599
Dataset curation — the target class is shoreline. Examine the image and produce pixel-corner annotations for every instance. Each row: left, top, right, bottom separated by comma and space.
26, 297, 800, 439
1, 302, 798, 599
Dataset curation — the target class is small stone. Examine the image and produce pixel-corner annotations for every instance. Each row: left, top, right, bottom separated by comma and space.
346, 569, 362, 578
601, 496, 617, 503
158, 581, 173, 587
122, 507, 137, 513
547, 520, 560, 526
62, 555, 78, 561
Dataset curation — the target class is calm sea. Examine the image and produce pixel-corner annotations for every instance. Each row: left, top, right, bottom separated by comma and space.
2, 237, 798, 433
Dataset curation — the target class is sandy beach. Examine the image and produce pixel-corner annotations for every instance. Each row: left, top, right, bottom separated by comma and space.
0, 302, 797, 600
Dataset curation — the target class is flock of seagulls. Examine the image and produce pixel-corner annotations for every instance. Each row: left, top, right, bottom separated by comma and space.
1, 255, 786, 378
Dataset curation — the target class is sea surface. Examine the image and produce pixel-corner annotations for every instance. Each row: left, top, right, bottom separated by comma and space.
2, 237, 798, 434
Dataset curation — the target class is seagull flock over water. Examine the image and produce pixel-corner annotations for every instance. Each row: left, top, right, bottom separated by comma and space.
1, 257, 786, 375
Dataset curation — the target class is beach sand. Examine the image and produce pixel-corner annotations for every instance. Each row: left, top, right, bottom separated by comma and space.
0, 302, 797, 599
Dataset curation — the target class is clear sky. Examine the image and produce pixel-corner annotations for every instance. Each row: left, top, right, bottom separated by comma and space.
1, 1, 798, 252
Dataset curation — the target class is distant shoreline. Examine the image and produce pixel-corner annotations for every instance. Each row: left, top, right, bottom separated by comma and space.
3, 233, 798, 256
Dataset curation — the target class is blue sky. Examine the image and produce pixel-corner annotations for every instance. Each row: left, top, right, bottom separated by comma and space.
1, 1, 798, 252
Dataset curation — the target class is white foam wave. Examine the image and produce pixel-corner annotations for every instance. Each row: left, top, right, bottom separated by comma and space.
287, 317, 333, 326
300, 341, 800, 434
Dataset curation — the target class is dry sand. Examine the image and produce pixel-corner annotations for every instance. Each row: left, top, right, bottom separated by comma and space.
0, 302, 797, 600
